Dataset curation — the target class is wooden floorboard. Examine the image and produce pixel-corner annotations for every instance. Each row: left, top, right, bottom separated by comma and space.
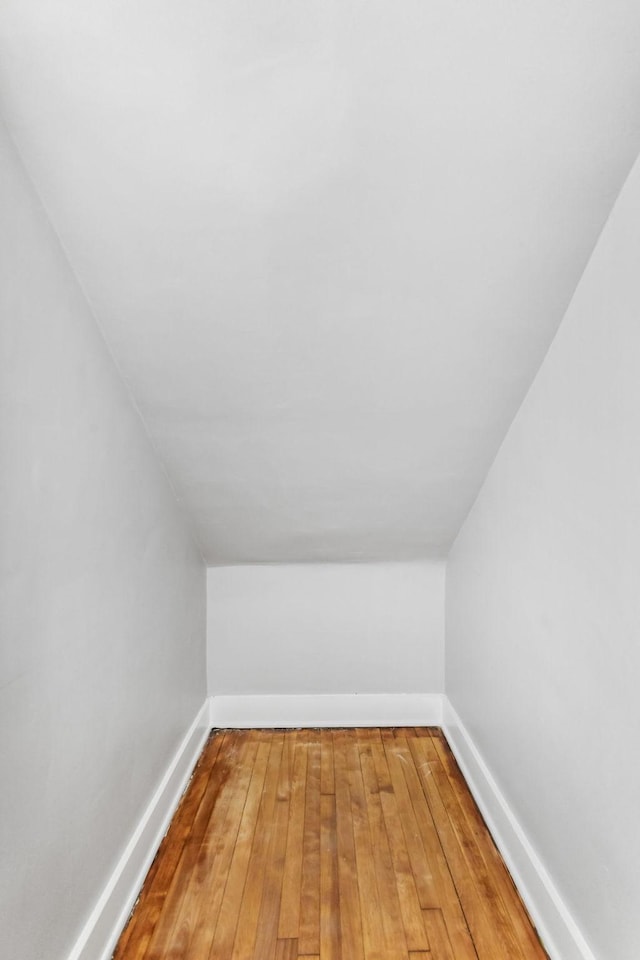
113, 728, 549, 960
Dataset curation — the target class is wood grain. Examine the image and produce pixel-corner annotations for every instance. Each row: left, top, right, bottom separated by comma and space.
278, 734, 308, 939
114, 728, 548, 960
298, 732, 322, 955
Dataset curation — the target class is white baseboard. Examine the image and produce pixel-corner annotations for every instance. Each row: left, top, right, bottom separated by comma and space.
442, 697, 596, 960
209, 692, 443, 729
67, 700, 211, 960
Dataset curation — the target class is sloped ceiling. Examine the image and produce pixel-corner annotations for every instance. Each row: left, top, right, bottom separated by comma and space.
2, 1, 640, 563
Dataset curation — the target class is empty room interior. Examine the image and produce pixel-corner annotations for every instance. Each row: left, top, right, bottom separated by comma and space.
2, 2, 640, 959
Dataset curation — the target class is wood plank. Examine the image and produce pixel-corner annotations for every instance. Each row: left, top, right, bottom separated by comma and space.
422, 908, 456, 960
298, 732, 322, 955
368, 742, 429, 953
320, 794, 341, 960
392, 727, 419, 739
416, 739, 522, 960
142, 841, 202, 960
277, 729, 297, 801
114, 734, 229, 960
381, 736, 441, 908
345, 734, 387, 960
405, 734, 522, 960
135, 731, 239, 960
333, 730, 365, 960
278, 735, 309, 939
428, 735, 547, 959
253, 743, 293, 960
170, 732, 260, 959
186, 731, 238, 846
321, 728, 336, 794
206, 738, 272, 959
168, 731, 225, 845
355, 727, 380, 743
113, 894, 166, 960
231, 733, 286, 958
384, 738, 478, 960
274, 938, 298, 960
358, 742, 409, 959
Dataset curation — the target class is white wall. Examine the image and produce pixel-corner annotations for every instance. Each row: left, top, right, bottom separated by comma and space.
0, 119, 206, 960
446, 152, 640, 960
208, 562, 444, 696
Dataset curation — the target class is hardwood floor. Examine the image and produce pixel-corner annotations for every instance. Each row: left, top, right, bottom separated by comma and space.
113, 728, 548, 960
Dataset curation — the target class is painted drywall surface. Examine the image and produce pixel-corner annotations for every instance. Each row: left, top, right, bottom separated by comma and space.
3, 2, 640, 563
207, 563, 444, 696
0, 119, 206, 960
446, 152, 640, 959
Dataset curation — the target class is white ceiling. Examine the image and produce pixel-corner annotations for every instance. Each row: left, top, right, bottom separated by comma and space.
2, 1, 640, 563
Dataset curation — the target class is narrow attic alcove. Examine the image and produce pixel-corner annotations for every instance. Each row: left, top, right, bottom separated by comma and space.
2, 3, 640, 960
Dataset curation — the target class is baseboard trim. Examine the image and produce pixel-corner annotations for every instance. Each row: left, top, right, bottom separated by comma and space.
209, 692, 443, 729
67, 699, 211, 960
442, 697, 597, 960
